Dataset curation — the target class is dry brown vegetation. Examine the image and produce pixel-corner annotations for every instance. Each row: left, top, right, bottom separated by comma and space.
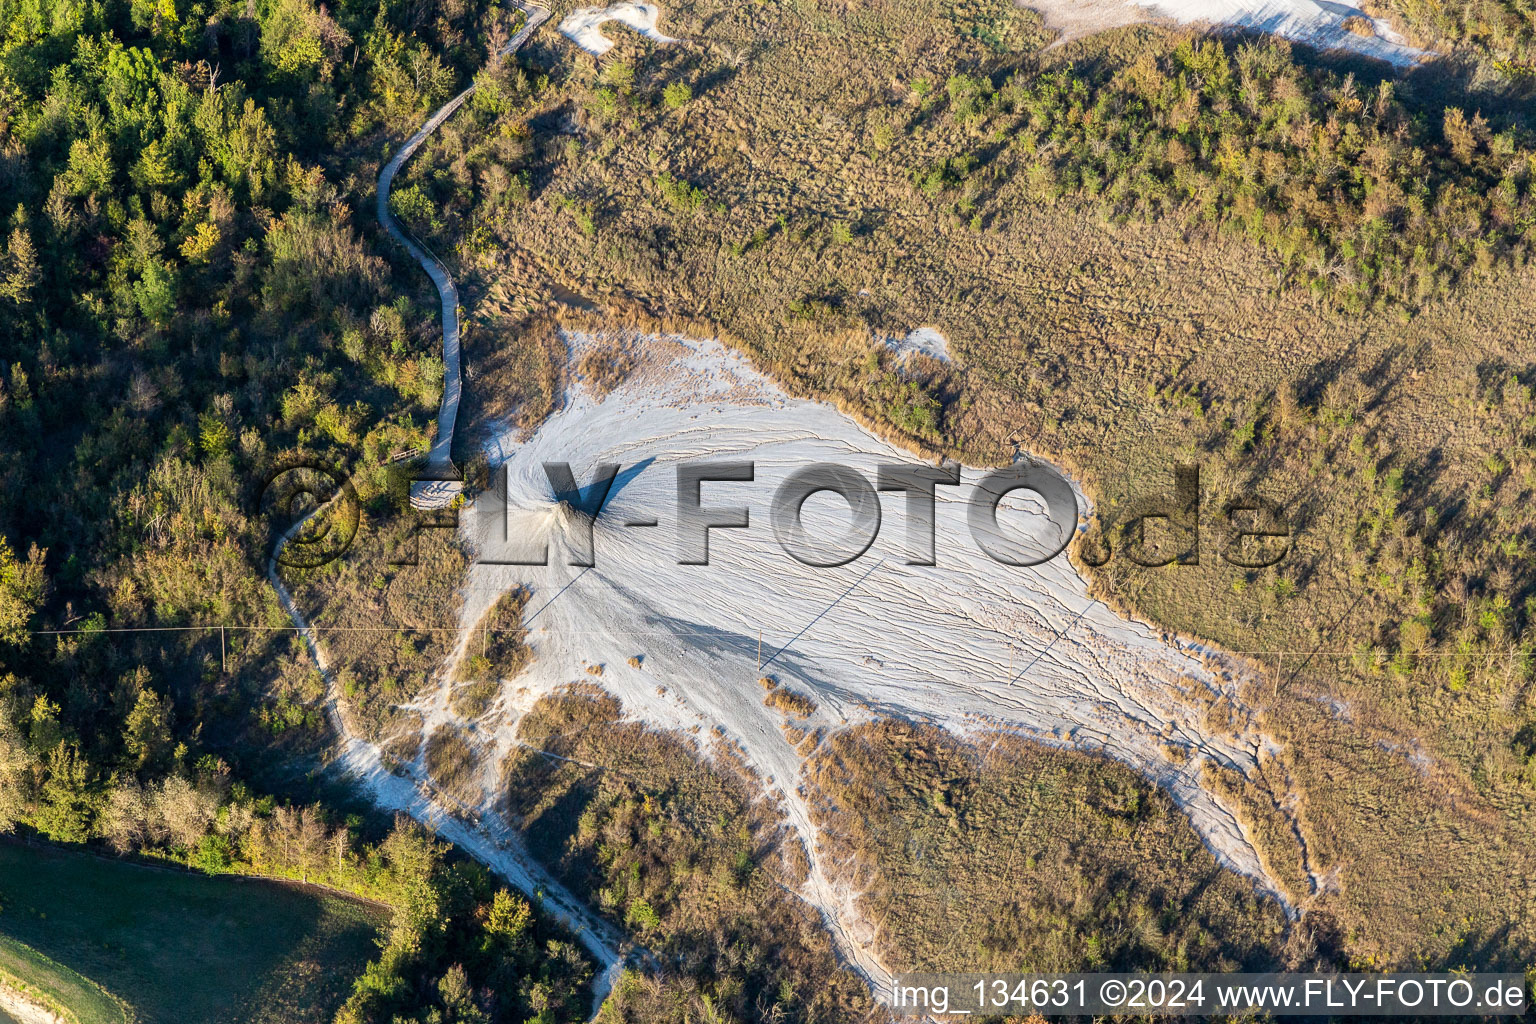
763, 686, 818, 718
453, 587, 535, 718
425, 725, 484, 808
1200, 759, 1315, 907
501, 688, 882, 1024
576, 344, 638, 397
1361, 0, 1536, 64
462, 314, 567, 437
285, 511, 467, 742
808, 721, 1311, 972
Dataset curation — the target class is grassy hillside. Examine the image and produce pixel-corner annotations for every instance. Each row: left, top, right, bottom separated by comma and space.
0, 840, 384, 1024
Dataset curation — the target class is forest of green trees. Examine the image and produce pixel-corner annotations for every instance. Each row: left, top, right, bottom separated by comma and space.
0, 0, 580, 1017
0, 0, 477, 829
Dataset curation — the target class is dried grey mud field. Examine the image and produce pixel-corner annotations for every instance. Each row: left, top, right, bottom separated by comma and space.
383, 329, 1310, 995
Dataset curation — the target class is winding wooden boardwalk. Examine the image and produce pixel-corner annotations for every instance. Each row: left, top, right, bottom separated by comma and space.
381, 2, 551, 508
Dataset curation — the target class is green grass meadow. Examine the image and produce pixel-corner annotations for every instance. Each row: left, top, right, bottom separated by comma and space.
0, 929, 127, 1024
0, 840, 386, 1024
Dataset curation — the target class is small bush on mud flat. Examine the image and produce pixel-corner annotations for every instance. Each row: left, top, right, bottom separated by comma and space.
763, 687, 817, 717
576, 345, 637, 397
662, 81, 693, 108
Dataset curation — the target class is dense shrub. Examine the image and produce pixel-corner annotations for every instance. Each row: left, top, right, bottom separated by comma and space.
917, 37, 1536, 309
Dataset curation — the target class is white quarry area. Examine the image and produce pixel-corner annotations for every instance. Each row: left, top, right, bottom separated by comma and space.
558, 1, 677, 56
1025, 0, 1430, 65
445, 330, 1293, 995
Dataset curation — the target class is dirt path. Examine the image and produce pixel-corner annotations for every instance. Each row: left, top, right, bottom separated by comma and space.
266, 511, 631, 1013
378, 1, 550, 504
